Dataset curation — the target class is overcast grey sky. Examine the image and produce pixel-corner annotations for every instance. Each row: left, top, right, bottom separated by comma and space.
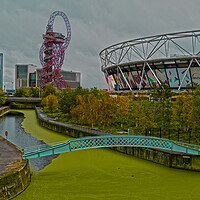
1, 0, 200, 89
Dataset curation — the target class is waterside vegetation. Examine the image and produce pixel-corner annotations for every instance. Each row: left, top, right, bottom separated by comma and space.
9, 83, 200, 145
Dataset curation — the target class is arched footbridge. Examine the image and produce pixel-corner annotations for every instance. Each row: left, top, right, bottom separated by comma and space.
23, 135, 200, 159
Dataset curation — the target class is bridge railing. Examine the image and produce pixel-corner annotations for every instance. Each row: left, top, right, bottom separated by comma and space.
23, 135, 173, 158
173, 141, 200, 150
23, 135, 200, 159
68, 135, 173, 151
23, 140, 68, 153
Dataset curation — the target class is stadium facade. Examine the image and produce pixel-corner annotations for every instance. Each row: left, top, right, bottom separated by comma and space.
99, 30, 200, 91
15, 64, 81, 90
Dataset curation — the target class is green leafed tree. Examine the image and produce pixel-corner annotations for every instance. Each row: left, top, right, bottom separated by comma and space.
42, 84, 59, 99
29, 87, 42, 97
14, 88, 32, 97
151, 82, 172, 102
42, 94, 59, 113
59, 88, 77, 115
0, 88, 7, 107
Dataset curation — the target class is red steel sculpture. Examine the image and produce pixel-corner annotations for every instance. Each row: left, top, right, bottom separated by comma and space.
39, 11, 71, 90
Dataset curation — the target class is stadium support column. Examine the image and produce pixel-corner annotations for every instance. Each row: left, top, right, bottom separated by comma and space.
195, 58, 200, 68
178, 59, 193, 90
104, 70, 111, 91
139, 62, 146, 90
146, 62, 162, 86
118, 66, 132, 91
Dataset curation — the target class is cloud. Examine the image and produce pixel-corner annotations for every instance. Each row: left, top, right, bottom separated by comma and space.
1, 0, 200, 90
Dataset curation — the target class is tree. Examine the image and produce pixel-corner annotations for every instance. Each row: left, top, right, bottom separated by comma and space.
42, 84, 59, 99
14, 88, 32, 97
71, 93, 101, 127
59, 88, 77, 115
74, 86, 89, 96
151, 82, 172, 102
71, 95, 88, 125
99, 95, 116, 128
86, 94, 100, 127
0, 88, 6, 107
42, 94, 59, 113
193, 85, 200, 124
29, 87, 42, 97
151, 82, 172, 136
90, 87, 107, 100
129, 101, 155, 134
115, 96, 130, 128
173, 92, 194, 142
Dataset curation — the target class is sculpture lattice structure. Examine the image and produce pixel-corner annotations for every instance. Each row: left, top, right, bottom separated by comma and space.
39, 11, 71, 90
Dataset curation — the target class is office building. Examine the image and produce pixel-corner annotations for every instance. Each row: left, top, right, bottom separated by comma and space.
15, 64, 81, 90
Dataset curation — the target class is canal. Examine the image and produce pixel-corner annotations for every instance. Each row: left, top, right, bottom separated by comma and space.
0, 111, 58, 171
2, 110, 200, 200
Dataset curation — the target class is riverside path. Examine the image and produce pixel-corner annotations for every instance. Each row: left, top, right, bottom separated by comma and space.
0, 136, 22, 176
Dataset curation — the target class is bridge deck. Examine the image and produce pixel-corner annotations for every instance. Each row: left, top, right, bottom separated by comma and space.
22, 108, 200, 159
6, 97, 41, 103
23, 135, 200, 159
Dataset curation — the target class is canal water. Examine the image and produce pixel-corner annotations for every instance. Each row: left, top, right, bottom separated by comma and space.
0, 112, 57, 171
2, 110, 200, 200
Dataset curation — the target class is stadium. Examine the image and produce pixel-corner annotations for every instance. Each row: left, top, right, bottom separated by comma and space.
99, 30, 200, 91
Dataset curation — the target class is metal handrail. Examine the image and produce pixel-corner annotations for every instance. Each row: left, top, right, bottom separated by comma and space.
23, 135, 200, 159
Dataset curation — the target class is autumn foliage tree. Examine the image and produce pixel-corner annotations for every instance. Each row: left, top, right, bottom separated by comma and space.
71, 95, 88, 125
99, 95, 116, 127
71, 94, 101, 127
173, 92, 194, 141
42, 94, 59, 113
115, 96, 130, 128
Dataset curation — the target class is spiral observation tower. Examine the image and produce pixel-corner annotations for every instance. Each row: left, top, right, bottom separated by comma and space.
39, 11, 71, 90
99, 30, 200, 91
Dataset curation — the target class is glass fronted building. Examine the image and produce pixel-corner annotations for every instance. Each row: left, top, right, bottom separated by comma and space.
16, 64, 81, 90
15, 64, 37, 89
60, 70, 81, 89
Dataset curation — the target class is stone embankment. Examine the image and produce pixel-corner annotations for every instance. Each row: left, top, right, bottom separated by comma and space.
35, 107, 200, 172
0, 108, 31, 200
0, 107, 9, 116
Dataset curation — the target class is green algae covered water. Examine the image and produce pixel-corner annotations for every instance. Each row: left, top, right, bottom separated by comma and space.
16, 110, 200, 200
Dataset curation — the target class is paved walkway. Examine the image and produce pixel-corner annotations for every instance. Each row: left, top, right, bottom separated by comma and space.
0, 136, 22, 176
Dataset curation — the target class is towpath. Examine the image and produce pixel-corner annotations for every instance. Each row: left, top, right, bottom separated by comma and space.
0, 136, 22, 176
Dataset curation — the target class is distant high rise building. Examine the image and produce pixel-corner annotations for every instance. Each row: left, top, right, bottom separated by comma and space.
0, 53, 3, 89
15, 64, 38, 89
15, 64, 81, 90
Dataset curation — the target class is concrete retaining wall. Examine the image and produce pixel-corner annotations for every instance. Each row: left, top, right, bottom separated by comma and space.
35, 107, 200, 172
0, 107, 9, 116
0, 159, 31, 200
9, 102, 36, 109
111, 146, 200, 171
35, 107, 98, 138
